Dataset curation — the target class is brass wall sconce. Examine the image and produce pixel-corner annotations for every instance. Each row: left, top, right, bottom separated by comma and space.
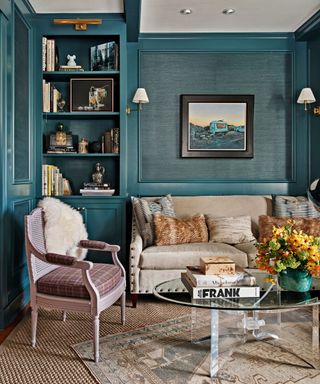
126, 88, 149, 114
297, 87, 320, 115
53, 19, 102, 31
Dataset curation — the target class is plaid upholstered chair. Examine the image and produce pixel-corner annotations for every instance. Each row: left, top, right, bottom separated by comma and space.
24, 208, 126, 362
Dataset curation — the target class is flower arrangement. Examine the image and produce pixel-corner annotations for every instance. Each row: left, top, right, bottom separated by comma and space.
255, 220, 320, 277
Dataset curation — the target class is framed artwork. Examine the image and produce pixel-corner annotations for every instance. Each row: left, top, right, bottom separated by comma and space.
181, 95, 254, 158
90, 41, 119, 71
70, 78, 114, 112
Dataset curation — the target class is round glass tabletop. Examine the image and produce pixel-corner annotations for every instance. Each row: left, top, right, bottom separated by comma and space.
153, 278, 320, 311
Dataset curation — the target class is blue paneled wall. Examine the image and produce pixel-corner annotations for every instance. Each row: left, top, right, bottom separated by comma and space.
127, 35, 309, 196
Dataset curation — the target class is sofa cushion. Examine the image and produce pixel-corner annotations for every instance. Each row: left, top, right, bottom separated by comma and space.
153, 213, 208, 246
206, 215, 255, 244
259, 215, 320, 242
140, 242, 248, 269
234, 241, 257, 268
131, 195, 176, 248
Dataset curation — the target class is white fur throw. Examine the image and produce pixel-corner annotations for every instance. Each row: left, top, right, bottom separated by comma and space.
38, 197, 88, 259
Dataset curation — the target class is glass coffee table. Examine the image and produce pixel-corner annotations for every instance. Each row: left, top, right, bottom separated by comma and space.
153, 273, 320, 378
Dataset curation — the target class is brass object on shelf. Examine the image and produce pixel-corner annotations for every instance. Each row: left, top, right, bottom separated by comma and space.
53, 19, 102, 31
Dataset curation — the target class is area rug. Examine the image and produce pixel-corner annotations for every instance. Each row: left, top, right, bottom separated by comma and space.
73, 312, 320, 384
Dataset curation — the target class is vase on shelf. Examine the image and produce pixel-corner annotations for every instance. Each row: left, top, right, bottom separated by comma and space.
278, 268, 312, 292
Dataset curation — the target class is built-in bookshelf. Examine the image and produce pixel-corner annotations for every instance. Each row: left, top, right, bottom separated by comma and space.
40, 34, 123, 197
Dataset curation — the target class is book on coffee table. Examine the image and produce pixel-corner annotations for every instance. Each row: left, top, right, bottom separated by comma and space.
186, 265, 256, 287
181, 272, 260, 299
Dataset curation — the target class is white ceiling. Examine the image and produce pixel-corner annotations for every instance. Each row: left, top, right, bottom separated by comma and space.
29, 0, 123, 14
140, 0, 320, 33
28, 0, 320, 33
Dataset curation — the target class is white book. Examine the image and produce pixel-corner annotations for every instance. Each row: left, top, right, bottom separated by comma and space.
42, 37, 47, 71
51, 39, 55, 71
80, 189, 115, 196
182, 273, 260, 299
186, 266, 256, 287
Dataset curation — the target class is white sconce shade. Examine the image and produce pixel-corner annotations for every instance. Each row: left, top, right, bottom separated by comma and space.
126, 88, 149, 114
132, 88, 149, 105
297, 88, 316, 111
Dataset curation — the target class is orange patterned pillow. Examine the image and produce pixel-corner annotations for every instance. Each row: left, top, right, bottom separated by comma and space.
259, 215, 320, 241
153, 213, 208, 246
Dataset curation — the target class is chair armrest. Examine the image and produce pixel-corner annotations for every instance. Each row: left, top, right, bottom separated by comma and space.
45, 252, 93, 270
79, 239, 120, 253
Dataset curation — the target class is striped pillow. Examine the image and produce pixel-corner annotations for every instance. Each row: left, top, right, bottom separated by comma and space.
273, 195, 320, 218
206, 215, 255, 244
153, 213, 208, 246
131, 195, 176, 247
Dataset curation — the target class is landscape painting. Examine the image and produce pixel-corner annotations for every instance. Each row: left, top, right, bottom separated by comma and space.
181, 95, 254, 158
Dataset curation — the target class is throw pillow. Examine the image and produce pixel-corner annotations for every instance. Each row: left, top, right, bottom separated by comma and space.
37, 197, 88, 259
259, 215, 320, 242
131, 195, 176, 247
272, 195, 320, 218
153, 213, 208, 246
206, 215, 255, 244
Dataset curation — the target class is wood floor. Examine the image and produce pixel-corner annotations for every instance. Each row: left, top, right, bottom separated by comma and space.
0, 305, 29, 345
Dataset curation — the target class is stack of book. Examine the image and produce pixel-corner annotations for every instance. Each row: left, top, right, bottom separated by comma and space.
102, 128, 119, 154
42, 165, 68, 196
59, 65, 84, 72
80, 183, 115, 196
42, 37, 56, 71
42, 81, 62, 112
182, 256, 260, 299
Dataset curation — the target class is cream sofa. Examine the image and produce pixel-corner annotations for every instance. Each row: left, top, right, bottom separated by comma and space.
130, 195, 272, 306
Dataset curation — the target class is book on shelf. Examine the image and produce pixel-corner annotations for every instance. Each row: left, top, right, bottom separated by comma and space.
59, 65, 84, 72
186, 266, 256, 287
42, 164, 68, 196
43, 38, 58, 72
103, 128, 119, 153
80, 189, 115, 196
42, 81, 62, 113
181, 272, 260, 299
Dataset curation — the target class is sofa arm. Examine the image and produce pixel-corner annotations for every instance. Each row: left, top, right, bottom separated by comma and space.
130, 233, 143, 293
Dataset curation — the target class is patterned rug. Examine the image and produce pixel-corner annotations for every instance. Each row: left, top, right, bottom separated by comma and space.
73, 311, 320, 384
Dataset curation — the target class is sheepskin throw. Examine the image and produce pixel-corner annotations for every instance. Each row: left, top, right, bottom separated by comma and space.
38, 197, 88, 259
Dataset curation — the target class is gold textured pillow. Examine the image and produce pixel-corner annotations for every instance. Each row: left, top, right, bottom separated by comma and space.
206, 215, 255, 244
259, 215, 320, 242
153, 213, 208, 246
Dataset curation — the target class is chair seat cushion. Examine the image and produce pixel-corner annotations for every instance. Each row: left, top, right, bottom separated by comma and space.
37, 263, 122, 299
140, 242, 248, 269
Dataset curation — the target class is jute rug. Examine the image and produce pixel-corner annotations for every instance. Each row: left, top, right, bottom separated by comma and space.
72, 310, 320, 384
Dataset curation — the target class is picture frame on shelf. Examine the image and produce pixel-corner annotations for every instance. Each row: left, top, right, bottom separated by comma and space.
90, 41, 119, 71
181, 94, 254, 158
70, 78, 114, 112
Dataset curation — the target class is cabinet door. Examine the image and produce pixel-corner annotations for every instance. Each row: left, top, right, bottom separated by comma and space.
65, 199, 126, 265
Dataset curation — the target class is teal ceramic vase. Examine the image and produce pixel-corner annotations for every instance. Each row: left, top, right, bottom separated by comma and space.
278, 268, 312, 292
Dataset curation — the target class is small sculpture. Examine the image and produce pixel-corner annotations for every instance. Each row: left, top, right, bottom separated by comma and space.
66, 54, 77, 66
92, 162, 105, 185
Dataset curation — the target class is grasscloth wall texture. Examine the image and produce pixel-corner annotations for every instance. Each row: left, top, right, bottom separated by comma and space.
140, 52, 293, 182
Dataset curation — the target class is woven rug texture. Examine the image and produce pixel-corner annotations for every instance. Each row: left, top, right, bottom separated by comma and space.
0, 297, 320, 384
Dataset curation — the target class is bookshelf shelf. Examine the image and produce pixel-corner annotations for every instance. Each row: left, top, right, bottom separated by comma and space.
43, 112, 120, 119
43, 153, 120, 157
43, 70, 120, 80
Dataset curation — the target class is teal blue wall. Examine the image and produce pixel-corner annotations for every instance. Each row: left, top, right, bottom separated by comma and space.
127, 35, 309, 196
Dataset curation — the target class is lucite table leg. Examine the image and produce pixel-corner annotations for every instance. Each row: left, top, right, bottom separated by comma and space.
312, 305, 319, 354
210, 309, 219, 377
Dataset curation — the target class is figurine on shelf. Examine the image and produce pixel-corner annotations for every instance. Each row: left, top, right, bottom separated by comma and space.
57, 96, 66, 112
92, 162, 105, 185
55, 123, 67, 145
66, 54, 77, 66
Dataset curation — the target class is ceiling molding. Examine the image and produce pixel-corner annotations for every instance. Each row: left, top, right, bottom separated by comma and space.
124, 0, 140, 42
295, 10, 320, 40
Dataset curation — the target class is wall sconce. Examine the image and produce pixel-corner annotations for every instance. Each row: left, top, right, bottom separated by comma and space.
297, 87, 316, 112
126, 88, 149, 114
53, 19, 102, 31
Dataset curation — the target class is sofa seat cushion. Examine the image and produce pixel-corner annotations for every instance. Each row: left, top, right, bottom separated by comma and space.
234, 241, 257, 268
37, 263, 122, 299
140, 242, 248, 270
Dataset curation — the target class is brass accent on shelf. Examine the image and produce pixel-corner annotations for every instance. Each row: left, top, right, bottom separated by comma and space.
53, 19, 102, 31
314, 106, 320, 116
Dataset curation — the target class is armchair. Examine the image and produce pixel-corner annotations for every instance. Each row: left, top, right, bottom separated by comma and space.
25, 208, 126, 362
